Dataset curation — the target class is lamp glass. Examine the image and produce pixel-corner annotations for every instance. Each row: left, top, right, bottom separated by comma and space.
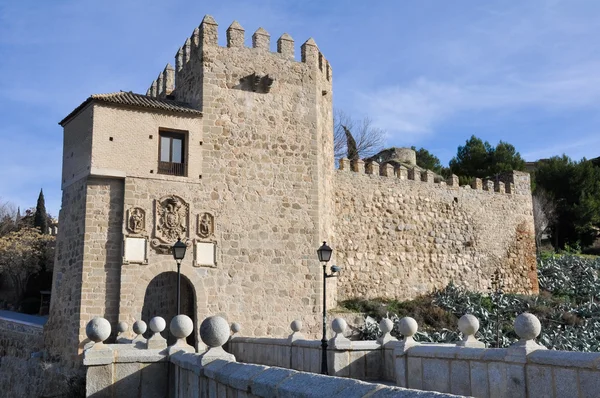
317, 241, 332, 263
173, 239, 187, 261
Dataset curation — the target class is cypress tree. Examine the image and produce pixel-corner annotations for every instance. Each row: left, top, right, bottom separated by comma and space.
34, 189, 48, 234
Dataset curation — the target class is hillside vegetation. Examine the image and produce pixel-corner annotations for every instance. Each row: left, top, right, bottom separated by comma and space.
341, 254, 600, 351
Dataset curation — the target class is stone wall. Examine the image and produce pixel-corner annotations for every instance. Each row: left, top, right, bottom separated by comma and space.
44, 178, 88, 365
334, 166, 537, 300
78, 178, 124, 344
0, 315, 44, 358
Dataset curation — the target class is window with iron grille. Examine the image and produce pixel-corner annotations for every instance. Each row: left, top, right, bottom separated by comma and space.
158, 131, 186, 176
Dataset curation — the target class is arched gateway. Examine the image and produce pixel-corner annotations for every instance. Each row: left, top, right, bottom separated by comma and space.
141, 271, 196, 347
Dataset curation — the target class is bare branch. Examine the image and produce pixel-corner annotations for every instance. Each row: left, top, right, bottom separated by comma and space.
533, 190, 557, 251
334, 109, 385, 160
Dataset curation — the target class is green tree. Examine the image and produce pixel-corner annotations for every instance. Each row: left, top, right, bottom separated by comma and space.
34, 189, 48, 234
534, 156, 600, 249
0, 227, 55, 304
449, 135, 525, 180
411, 146, 444, 175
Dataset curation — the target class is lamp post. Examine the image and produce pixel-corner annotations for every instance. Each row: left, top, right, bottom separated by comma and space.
172, 238, 187, 315
317, 241, 340, 375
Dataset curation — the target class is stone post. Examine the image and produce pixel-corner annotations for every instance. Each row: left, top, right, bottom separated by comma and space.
116, 321, 130, 344
447, 174, 459, 187
287, 320, 304, 343
395, 165, 408, 180
197, 316, 236, 366
455, 314, 484, 348
365, 160, 379, 175
252, 27, 270, 50
226, 21, 245, 48
328, 318, 351, 377
380, 163, 394, 177
377, 318, 397, 345
277, 33, 294, 59
504, 313, 545, 396
471, 178, 482, 190
338, 157, 351, 172
167, 314, 195, 355
483, 179, 494, 192
422, 170, 435, 183
393, 317, 419, 388
495, 181, 506, 193
132, 320, 147, 345
146, 316, 167, 350
408, 167, 421, 181
199, 15, 218, 47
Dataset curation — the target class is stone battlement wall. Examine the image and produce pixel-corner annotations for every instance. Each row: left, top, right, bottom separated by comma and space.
334, 160, 537, 300
146, 15, 331, 101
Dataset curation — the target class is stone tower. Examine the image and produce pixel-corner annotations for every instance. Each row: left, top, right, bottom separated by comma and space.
45, 16, 334, 365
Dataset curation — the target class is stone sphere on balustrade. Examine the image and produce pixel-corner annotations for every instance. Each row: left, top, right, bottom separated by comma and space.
117, 321, 129, 334
458, 314, 479, 336
170, 315, 194, 339
231, 322, 241, 334
332, 318, 347, 334
200, 316, 230, 348
149, 316, 166, 333
380, 318, 394, 334
133, 320, 147, 335
514, 313, 541, 340
86, 317, 111, 343
290, 320, 302, 333
398, 317, 418, 337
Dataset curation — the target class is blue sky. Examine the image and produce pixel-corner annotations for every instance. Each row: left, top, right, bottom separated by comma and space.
1, 1, 600, 216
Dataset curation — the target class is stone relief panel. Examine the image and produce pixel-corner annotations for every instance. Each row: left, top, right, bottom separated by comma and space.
151, 195, 189, 251
126, 207, 146, 235
197, 212, 215, 239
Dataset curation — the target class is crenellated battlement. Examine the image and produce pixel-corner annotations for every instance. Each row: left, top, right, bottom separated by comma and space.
337, 157, 530, 196
145, 15, 332, 99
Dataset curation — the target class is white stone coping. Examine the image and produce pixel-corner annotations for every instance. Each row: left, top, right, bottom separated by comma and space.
231, 336, 289, 346
233, 336, 386, 351
175, 358, 459, 397
290, 339, 322, 349
0, 311, 46, 329
528, 350, 600, 369
83, 343, 168, 365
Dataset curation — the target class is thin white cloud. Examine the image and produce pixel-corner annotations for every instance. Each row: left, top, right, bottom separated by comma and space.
360, 59, 600, 143
522, 135, 600, 161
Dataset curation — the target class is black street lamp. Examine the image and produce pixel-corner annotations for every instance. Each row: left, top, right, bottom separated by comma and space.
172, 238, 187, 314
317, 241, 340, 375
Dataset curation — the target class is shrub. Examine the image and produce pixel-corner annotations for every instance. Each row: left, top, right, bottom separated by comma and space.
345, 254, 600, 351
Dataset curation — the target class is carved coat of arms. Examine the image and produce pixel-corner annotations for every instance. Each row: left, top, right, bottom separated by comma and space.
153, 195, 189, 245
126, 207, 146, 235
197, 212, 214, 239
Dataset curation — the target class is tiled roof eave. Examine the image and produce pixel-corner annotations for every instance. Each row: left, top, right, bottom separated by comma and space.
59, 92, 202, 126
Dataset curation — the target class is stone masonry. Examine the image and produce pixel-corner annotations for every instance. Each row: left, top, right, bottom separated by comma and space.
44, 15, 536, 368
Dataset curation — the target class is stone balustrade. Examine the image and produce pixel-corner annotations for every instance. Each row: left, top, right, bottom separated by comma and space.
229, 313, 600, 397
82, 311, 600, 397
82, 315, 451, 397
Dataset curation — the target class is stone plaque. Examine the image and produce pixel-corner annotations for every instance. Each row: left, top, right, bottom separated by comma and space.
197, 212, 214, 238
123, 237, 148, 264
195, 241, 216, 267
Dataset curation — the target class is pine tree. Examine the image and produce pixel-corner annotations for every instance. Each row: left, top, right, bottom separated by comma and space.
34, 189, 48, 234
